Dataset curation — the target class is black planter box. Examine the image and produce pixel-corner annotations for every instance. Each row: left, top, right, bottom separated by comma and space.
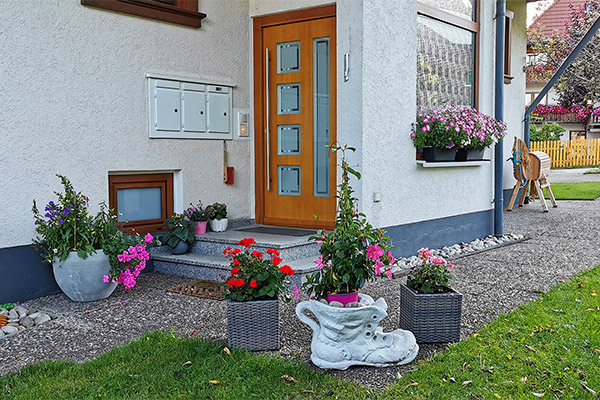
399, 284, 462, 343
422, 147, 457, 162
455, 148, 485, 161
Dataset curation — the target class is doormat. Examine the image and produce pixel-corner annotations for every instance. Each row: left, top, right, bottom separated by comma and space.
236, 226, 314, 237
167, 280, 225, 301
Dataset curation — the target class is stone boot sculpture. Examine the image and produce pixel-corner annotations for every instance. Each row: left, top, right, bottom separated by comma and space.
296, 294, 418, 370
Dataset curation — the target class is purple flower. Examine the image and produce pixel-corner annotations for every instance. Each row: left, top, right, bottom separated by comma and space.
45, 212, 52, 218
64, 209, 70, 216
49, 201, 55, 207
59, 219, 64, 224
71, 205, 75, 209
53, 212, 59, 217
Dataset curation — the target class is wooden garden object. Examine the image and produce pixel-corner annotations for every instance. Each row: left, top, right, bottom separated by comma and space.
507, 138, 557, 212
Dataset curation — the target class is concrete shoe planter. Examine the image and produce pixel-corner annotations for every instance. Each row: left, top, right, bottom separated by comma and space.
296, 294, 419, 370
210, 218, 228, 232
399, 283, 462, 343
227, 298, 279, 351
53, 250, 117, 302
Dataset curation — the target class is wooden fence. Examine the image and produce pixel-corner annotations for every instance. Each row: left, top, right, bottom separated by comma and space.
530, 139, 600, 168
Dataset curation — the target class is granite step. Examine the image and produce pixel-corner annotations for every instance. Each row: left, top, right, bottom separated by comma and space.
190, 226, 321, 262
152, 252, 320, 288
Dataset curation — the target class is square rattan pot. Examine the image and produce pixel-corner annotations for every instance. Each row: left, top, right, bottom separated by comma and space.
399, 283, 462, 343
227, 298, 279, 351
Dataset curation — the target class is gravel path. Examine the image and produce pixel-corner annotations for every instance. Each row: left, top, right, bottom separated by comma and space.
1, 200, 599, 390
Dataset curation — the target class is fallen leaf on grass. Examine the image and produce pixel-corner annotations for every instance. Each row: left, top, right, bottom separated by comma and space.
493, 394, 501, 399
524, 345, 537, 353
462, 380, 472, 386
525, 360, 536, 366
580, 382, 597, 397
182, 361, 192, 366
280, 375, 299, 383
593, 348, 600, 354
449, 377, 456, 383
223, 347, 231, 356
532, 392, 545, 397
208, 380, 220, 385
592, 290, 598, 296
406, 382, 419, 389
578, 283, 584, 288
506, 355, 512, 360
574, 369, 587, 377
521, 376, 528, 384
552, 309, 565, 313
462, 362, 470, 370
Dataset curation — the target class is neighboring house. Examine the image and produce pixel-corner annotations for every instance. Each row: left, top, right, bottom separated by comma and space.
526, 0, 598, 139
0, 0, 534, 302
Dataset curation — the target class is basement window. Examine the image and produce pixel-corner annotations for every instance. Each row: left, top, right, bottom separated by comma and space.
81, 0, 207, 28
108, 173, 174, 235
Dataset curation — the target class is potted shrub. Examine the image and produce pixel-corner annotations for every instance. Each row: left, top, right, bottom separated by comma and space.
162, 214, 195, 255
412, 104, 506, 161
206, 202, 228, 232
303, 145, 397, 305
223, 238, 295, 350
32, 175, 158, 302
184, 201, 208, 235
399, 248, 462, 343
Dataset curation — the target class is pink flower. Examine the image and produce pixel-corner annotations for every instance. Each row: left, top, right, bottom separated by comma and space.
387, 267, 393, 281
417, 247, 433, 259
117, 254, 124, 263
103, 275, 109, 283
366, 245, 384, 261
293, 283, 301, 300
374, 261, 383, 275
387, 251, 395, 265
144, 233, 153, 243
314, 255, 328, 270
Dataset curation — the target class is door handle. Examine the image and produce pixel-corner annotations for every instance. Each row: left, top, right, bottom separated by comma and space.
265, 47, 271, 191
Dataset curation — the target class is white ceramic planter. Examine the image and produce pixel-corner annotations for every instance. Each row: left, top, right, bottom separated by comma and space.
53, 250, 117, 302
210, 218, 228, 232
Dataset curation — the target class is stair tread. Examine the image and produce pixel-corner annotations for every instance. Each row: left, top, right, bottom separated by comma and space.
194, 228, 317, 249
152, 253, 320, 273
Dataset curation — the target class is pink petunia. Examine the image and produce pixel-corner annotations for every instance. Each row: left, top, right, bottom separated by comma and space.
144, 233, 153, 243
293, 283, 301, 300
374, 261, 383, 276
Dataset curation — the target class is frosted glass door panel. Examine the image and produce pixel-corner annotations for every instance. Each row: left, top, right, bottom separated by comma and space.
277, 41, 301, 73
277, 83, 301, 114
117, 187, 162, 222
313, 37, 330, 197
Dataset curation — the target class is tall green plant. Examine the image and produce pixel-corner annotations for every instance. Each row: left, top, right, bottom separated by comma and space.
302, 145, 396, 299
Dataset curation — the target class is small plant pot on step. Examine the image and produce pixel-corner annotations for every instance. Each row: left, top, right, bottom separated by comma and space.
170, 241, 189, 255
193, 221, 208, 235
210, 218, 228, 232
227, 298, 279, 351
399, 283, 462, 343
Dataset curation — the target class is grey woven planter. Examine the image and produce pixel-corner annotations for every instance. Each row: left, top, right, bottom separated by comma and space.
227, 298, 279, 351
399, 283, 462, 343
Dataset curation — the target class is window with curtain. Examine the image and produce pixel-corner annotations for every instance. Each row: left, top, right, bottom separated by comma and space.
417, 1, 479, 110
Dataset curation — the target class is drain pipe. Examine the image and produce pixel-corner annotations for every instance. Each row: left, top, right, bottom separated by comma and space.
524, 15, 600, 145
494, 0, 505, 237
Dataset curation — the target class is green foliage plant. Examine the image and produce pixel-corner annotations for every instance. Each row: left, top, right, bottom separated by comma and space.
206, 203, 227, 220
32, 175, 115, 262
223, 238, 294, 302
161, 214, 196, 248
302, 145, 397, 299
530, 122, 565, 142
406, 248, 454, 294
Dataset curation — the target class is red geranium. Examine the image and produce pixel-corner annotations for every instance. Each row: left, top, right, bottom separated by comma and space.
223, 238, 294, 302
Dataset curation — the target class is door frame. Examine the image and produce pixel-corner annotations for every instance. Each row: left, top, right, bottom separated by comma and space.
253, 4, 336, 226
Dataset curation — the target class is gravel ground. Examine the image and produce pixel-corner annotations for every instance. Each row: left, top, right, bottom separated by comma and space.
1, 200, 599, 390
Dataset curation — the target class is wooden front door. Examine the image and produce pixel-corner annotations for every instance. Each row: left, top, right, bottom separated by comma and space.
254, 7, 337, 229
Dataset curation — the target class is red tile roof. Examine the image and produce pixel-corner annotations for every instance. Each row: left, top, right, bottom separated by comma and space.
530, 0, 589, 37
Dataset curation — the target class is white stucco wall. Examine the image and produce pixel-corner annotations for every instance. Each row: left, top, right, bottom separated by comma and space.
503, 0, 528, 190
0, 0, 251, 248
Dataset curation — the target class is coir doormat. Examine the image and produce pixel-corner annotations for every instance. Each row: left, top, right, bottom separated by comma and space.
167, 280, 225, 301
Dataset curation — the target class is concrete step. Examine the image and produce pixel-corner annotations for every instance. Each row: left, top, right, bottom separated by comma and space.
152, 252, 320, 288
190, 226, 321, 262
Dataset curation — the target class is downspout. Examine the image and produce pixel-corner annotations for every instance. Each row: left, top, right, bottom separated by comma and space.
494, 0, 505, 237
524, 15, 600, 145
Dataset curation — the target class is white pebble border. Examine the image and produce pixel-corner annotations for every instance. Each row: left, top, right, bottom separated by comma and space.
0, 306, 54, 340
391, 233, 525, 278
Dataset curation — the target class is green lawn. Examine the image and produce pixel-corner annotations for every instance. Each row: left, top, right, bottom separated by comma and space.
547, 182, 600, 200
2, 267, 599, 400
